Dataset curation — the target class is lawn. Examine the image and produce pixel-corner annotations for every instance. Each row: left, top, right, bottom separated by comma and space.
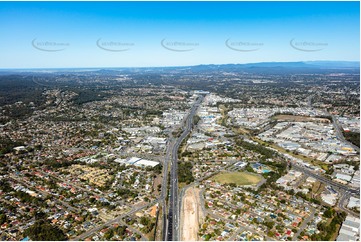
213, 172, 262, 185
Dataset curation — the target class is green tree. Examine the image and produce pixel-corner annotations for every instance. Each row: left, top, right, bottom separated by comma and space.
0, 213, 8, 225
24, 220, 67, 241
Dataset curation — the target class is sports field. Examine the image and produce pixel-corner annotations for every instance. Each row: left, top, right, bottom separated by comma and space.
213, 171, 262, 185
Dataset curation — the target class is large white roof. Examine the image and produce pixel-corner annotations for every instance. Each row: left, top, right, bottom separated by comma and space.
134, 159, 159, 167
127, 157, 142, 164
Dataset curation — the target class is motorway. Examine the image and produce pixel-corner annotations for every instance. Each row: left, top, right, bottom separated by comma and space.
166, 95, 204, 241
161, 137, 174, 240
163, 95, 359, 240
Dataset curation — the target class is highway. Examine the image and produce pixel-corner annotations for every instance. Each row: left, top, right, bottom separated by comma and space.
251, 132, 360, 216
161, 136, 174, 240
249, 130, 360, 196
291, 163, 359, 195
330, 114, 360, 152
166, 95, 204, 241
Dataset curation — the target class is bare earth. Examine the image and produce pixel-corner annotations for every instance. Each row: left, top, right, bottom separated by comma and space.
181, 187, 203, 241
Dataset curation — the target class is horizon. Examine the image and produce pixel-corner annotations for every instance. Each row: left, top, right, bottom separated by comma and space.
0, 1, 359, 68
0, 60, 359, 71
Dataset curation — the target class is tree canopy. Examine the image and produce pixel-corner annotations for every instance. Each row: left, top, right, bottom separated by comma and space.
24, 220, 67, 241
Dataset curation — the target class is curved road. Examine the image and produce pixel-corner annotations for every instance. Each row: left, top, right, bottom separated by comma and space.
291, 163, 359, 195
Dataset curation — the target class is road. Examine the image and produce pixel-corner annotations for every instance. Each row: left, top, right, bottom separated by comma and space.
39, 170, 101, 196
292, 205, 315, 240
337, 191, 359, 217
306, 94, 314, 108
72, 199, 158, 240
251, 134, 360, 216
166, 95, 204, 241
330, 114, 360, 152
250, 135, 359, 196
117, 219, 147, 241
206, 210, 274, 241
291, 163, 359, 195
10, 171, 154, 240
9, 175, 81, 214
288, 160, 360, 220
161, 137, 174, 240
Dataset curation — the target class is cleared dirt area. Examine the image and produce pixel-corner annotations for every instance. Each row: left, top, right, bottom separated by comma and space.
272, 114, 330, 123
152, 175, 162, 196
213, 171, 262, 185
149, 204, 157, 217
181, 187, 203, 241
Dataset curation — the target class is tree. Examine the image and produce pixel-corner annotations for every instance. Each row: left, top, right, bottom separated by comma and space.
24, 220, 67, 241
267, 231, 275, 237
104, 229, 114, 240
245, 165, 254, 173
264, 221, 275, 229
204, 234, 211, 241
288, 189, 295, 195
193, 115, 201, 125
116, 225, 127, 237
178, 162, 194, 184
35, 212, 46, 220
323, 207, 334, 218
343, 131, 360, 148
0, 213, 8, 225
140, 217, 150, 226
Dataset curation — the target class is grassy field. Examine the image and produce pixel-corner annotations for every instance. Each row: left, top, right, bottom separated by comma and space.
252, 137, 315, 162
217, 104, 229, 127
232, 126, 250, 135
272, 114, 330, 123
213, 172, 262, 185
251, 137, 331, 172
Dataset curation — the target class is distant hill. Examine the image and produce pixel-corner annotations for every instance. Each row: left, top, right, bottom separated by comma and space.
303, 61, 360, 68
0, 61, 359, 74
180, 61, 360, 74
192, 61, 359, 69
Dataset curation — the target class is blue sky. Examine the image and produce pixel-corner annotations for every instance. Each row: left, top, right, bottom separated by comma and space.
0, 1, 359, 68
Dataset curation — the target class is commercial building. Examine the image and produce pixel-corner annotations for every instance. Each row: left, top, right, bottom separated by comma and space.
337, 215, 360, 241
114, 157, 160, 168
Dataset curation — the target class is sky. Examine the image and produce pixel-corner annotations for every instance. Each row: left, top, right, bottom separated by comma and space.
0, 1, 359, 68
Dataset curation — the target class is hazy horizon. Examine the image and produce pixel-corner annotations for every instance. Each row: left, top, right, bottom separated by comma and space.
0, 60, 359, 71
